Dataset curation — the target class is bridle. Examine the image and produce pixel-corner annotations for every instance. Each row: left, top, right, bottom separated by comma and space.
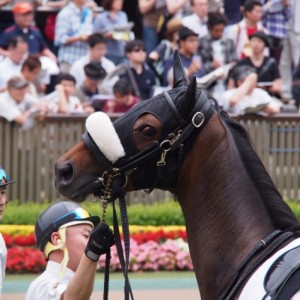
80, 80, 216, 300
82, 86, 216, 202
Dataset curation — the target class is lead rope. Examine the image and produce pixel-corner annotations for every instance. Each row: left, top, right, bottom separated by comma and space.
100, 200, 111, 300
112, 198, 134, 300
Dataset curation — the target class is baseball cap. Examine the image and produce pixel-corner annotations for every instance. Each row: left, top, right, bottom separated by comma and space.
7, 76, 29, 89
13, 2, 33, 14
178, 26, 198, 40
249, 31, 270, 47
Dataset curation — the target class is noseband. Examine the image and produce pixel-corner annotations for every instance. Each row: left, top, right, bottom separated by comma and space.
82, 88, 216, 202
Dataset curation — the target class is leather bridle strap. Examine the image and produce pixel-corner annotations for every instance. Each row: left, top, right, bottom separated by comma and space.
118, 90, 215, 176
112, 200, 134, 300
103, 249, 111, 300
170, 90, 214, 151
163, 91, 185, 125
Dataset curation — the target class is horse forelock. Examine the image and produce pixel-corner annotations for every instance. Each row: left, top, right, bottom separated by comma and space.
220, 113, 300, 232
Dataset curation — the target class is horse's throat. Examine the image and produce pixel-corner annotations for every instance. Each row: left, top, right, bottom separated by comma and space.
174, 142, 274, 299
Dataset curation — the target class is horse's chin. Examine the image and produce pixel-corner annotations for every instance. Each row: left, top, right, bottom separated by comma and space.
56, 180, 103, 202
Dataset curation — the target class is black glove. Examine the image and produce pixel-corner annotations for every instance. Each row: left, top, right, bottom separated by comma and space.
85, 223, 115, 262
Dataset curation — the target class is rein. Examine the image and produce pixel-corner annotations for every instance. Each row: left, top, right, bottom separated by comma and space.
220, 230, 296, 300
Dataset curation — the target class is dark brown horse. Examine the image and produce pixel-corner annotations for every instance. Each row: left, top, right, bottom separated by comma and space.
55, 52, 300, 299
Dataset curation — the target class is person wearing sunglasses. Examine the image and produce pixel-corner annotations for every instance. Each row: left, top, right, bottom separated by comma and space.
0, 167, 15, 295
121, 39, 157, 101
26, 201, 115, 300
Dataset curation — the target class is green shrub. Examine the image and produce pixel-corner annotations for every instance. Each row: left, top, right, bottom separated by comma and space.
2, 200, 185, 225
3, 199, 300, 226
286, 200, 300, 220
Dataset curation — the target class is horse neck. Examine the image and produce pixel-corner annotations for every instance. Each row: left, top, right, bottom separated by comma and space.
173, 114, 274, 299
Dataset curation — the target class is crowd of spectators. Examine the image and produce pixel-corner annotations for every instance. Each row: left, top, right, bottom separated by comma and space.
0, 0, 300, 129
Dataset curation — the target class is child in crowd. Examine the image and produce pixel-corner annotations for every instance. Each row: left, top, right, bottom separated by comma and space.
45, 73, 94, 113
102, 78, 138, 113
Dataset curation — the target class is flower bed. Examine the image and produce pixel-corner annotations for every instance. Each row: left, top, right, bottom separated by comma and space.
2, 226, 193, 273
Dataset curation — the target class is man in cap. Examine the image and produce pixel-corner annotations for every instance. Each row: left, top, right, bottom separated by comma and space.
0, 76, 45, 126
233, 30, 282, 98
163, 26, 206, 85
0, 2, 56, 61
0, 168, 15, 295
26, 201, 115, 300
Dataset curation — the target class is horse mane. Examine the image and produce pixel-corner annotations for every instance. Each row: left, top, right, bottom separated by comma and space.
220, 113, 300, 232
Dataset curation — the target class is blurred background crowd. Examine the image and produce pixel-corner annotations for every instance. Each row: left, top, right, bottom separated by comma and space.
0, 0, 300, 128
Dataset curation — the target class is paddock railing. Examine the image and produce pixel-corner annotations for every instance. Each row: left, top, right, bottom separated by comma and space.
1, 113, 300, 203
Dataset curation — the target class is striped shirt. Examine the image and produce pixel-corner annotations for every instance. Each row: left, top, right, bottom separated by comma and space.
55, 2, 93, 64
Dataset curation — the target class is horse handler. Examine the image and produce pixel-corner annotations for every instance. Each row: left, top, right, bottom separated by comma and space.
0, 167, 15, 295
26, 201, 115, 300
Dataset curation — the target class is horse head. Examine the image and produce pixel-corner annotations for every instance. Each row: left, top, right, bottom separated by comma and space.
55, 51, 216, 202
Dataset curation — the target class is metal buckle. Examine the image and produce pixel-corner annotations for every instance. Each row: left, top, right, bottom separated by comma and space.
192, 112, 205, 128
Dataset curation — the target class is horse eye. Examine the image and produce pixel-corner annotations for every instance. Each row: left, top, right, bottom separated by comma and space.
141, 126, 156, 137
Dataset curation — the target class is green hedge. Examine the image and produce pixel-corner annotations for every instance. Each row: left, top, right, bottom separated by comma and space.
2, 200, 185, 225
3, 200, 300, 226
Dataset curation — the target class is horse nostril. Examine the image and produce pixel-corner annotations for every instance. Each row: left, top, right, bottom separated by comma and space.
56, 163, 74, 184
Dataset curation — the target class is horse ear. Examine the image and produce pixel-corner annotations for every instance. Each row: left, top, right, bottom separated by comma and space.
178, 77, 197, 119
173, 50, 188, 88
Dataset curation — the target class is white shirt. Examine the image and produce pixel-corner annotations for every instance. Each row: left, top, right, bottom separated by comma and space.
182, 13, 208, 38
0, 233, 7, 295
211, 40, 226, 96
289, 0, 300, 33
69, 55, 115, 86
44, 91, 84, 113
25, 261, 74, 300
222, 87, 278, 114
0, 91, 38, 122
0, 57, 22, 89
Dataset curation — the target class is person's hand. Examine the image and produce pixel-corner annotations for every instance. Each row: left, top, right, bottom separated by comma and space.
85, 223, 115, 262
103, 31, 113, 39
79, 34, 89, 42
187, 56, 201, 77
83, 105, 95, 113
212, 59, 222, 69
55, 84, 64, 93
